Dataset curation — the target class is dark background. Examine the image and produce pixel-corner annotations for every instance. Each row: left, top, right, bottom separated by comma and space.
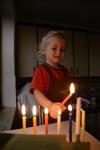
0, 0, 100, 32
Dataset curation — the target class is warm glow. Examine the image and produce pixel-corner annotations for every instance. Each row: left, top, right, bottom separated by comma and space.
22, 104, 26, 115
32, 105, 37, 116
68, 104, 72, 112
44, 107, 48, 115
70, 83, 75, 94
57, 109, 62, 115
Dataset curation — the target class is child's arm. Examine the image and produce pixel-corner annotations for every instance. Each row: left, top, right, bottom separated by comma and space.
34, 89, 53, 111
34, 89, 66, 119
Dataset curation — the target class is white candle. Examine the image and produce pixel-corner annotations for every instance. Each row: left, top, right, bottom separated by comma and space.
21, 104, 27, 129
57, 109, 62, 134
32, 105, 37, 134
75, 97, 81, 142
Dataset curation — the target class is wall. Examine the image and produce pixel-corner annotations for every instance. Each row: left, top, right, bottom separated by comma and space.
16, 25, 37, 77
1, 14, 16, 107
0, 20, 1, 107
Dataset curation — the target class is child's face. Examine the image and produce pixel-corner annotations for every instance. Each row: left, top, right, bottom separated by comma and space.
44, 37, 66, 66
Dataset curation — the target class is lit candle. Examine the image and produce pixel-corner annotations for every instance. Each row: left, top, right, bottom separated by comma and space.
68, 104, 72, 142
44, 107, 48, 135
32, 105, 37, 134
57, 109, 62, 134
81, 108, 86, 141
61, 83, 75, 107
21, 104, 27, 129
75, 97, 81, 142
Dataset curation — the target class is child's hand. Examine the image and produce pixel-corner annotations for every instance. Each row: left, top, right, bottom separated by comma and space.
60, 103, 66, 111
50, 103, 66, 119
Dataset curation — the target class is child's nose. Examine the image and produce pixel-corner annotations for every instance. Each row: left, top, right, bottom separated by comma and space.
56, 49, 61, 54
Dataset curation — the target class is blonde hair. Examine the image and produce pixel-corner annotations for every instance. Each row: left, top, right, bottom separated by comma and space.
37, 30, 66, 64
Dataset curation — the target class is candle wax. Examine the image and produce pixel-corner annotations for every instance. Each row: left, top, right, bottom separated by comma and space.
75, 97, 81, 142
57, 114, 61, 134
33, 116, 37, 134
45, 114, 48, 135
22, 116, 26, 129
69, 112, 72, 142
81, 109, 86, 141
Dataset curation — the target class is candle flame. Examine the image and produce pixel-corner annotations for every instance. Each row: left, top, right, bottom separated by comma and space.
22, 104, 26, 115
57, 109, 62, 115
32, 105, 37, 116
70, 83, 75, 94
44, 107, 48, 115
68, 104, 72, 111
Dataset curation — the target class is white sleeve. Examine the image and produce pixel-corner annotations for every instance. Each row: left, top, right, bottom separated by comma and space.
17, 82, 39, 118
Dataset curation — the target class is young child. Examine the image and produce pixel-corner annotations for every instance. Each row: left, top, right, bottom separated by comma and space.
30, 31, 71, 122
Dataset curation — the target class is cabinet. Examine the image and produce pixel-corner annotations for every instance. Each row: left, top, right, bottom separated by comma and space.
16, 25, 100, 77
86, 113, 96, 137
96, 112, 100, 140
16, 25, 37, 77
73, 31, 88, 76
89, 33, 100, 76
86, 112, 100, 140
61, 30, 73, 73
38, 27, 53, 45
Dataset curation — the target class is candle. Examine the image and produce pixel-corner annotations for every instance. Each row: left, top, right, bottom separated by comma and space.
68, 104, 72, 142
75, 97, 81, 142
32, 105, 37, 134
81, 108, 86, 141
61, 83, 75, 107
44, 107, 48, 135
57, 109, 62, 134
21, 104, 27, 129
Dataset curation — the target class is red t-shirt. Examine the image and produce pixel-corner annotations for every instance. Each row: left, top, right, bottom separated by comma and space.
30, 63, 70, 96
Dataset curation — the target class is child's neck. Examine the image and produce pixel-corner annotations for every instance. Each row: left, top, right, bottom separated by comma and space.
46, 62, 60, 68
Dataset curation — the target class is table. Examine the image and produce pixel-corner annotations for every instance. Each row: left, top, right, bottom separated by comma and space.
2, 121, 100, 150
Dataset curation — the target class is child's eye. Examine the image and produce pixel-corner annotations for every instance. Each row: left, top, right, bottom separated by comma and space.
52, 48, 56, 51
60, 49, 65, 52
